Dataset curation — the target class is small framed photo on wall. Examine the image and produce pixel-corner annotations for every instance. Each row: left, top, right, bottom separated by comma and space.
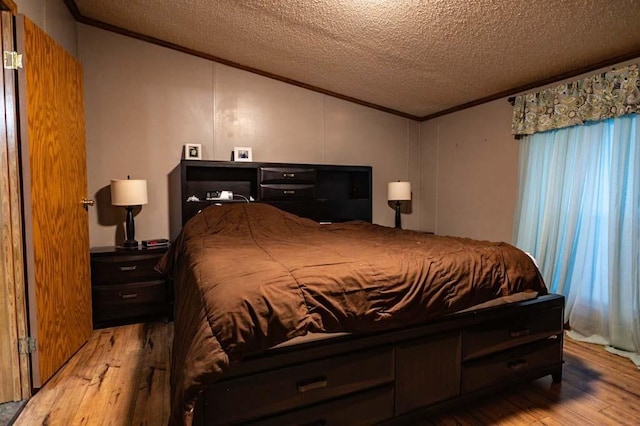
233, 147, 253, 162
184, 143, 202, 160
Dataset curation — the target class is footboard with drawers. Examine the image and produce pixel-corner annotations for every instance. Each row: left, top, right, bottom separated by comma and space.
192, 294, 564, 425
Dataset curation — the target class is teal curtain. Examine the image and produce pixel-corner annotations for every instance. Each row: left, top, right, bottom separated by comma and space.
514, 114, 640, 364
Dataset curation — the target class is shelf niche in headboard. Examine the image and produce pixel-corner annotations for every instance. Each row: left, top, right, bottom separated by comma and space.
168, 160, 372, 241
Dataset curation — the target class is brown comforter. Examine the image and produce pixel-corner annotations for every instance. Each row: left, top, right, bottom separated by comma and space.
159, 203, 547, 425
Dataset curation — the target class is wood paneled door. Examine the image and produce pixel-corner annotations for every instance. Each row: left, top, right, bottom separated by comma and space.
16, 14, 93, 387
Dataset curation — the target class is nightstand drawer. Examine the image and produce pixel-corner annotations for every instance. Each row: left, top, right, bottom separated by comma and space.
260, 167, 316, 184
90, 246, 170, 328
259, 184, 315, 200
206, 346, 393, 425
462, 306, 563, 361
91, 253, 163, 285
462, 336, 562, 393
93, 280, 166, 307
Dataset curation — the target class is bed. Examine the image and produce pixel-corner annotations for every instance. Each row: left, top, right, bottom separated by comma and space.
160, 181, 564, 426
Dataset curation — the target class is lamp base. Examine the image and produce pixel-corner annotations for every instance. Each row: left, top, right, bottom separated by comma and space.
122, 239, 138, 248
122, 206, 139, 248
395, 201, 402, 229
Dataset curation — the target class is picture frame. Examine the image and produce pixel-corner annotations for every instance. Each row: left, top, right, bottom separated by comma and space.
233, 146, 253, 162
185, 143, 202, 160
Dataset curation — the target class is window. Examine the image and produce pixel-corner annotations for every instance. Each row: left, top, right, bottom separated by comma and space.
513, 114, 639, 362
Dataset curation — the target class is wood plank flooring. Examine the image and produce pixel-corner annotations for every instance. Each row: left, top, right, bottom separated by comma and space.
14, 323, 640, 425
15, 322, 172, 426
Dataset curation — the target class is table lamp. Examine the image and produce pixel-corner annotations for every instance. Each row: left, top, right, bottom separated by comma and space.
111, 176, 148, 248
388, 181, 411, 229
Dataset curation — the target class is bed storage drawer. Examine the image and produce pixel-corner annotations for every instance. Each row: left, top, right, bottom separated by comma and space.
462, 306, 563, 360
204, 347, 394, 425
255, 385, 394, 426
259, 184, 315, 200
260, 167, 316, 184
461, 336, 562, 394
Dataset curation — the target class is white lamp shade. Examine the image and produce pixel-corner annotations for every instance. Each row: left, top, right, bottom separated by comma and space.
110, 179, 148, 206
388, 181, 411, 201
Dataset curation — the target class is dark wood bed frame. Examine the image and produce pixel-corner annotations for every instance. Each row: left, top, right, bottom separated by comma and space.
169, 160, 564, 425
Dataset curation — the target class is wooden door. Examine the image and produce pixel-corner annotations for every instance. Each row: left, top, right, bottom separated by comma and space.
0, 10, 30, 403
16, 14, 92, 387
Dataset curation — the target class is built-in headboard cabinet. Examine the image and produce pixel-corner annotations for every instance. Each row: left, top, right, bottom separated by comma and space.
169, 160, 372, 240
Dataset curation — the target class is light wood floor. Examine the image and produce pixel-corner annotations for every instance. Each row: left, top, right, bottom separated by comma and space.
15, 322, 172, 426
14, 322, 640, 425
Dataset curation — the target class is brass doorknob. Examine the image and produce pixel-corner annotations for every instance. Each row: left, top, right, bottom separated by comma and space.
81, 198, 95, 210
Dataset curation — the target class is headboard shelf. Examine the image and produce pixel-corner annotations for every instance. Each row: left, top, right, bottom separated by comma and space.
169, 160, 372, 240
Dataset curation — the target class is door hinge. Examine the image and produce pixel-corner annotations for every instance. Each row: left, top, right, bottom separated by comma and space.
3, 51, 23, 70
18, 337, 36, 354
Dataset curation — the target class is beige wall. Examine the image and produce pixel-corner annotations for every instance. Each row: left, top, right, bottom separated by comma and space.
21, 4, 638, 248
419, 100, 519, 243
421, 56, 640, 244
79, 24, 421, 247
14, 0, 77, 56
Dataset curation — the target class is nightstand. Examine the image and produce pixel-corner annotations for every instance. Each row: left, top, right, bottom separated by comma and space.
90, 246, 170, 328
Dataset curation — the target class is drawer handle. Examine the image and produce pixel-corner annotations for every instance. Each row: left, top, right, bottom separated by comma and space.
507, 359, 529, 371
118, 265, 138, 272
283, 173, 295, 178
283, 190, 296, 195
119, 292, 139, 300
509, 328, 530, 338
297, 376, 328, 393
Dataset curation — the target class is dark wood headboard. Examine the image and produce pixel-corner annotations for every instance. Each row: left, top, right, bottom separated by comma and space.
168, 160, 372, 240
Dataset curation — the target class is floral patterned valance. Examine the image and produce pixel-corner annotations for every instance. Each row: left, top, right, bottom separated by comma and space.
511, 63, 640, 136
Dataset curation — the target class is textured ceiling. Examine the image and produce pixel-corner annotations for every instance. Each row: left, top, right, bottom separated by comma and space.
71, 0, 640, 120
